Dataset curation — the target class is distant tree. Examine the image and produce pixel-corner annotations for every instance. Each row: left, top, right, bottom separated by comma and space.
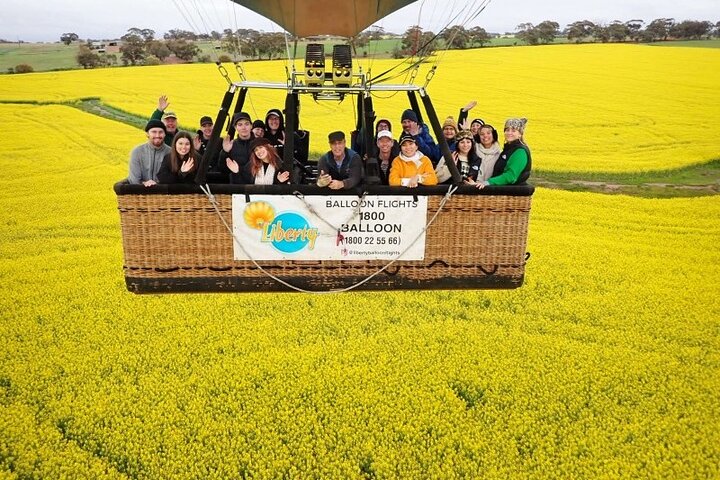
60, 33, 79, 45
670, 20, 713, 40
592, 24, 611, 43
14, 64, 33, 74
468, 26, 491, 47
166, 39, 199, 61
441, 25, 470, 49
535, 20, 560, 44
210, 30, 222, 41
255, 33, 285, 60
76, 45, 101, 68
625, 19, 644, 42
565, 20, 596, 43
145, 55, 161, 66
351, 32, 371, 52
516, 23, 539, 45
127, 27, 155, 44
402, 25, 425, 55
101, 54, 117, 66
218, 54, 232, 63
643, 18, 674, 41
367, 25, 386, 41
164, 29, 197, 41
120, 32, 146, 65
715, 21, 720, 38
147, 40, 171, 61
607, 21, 630, 42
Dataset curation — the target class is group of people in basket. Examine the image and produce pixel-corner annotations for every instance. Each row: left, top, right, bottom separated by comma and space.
127, 96, 531, 190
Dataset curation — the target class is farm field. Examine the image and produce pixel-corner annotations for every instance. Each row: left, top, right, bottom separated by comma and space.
1, 43, 719, 478
1, 44, 719, 173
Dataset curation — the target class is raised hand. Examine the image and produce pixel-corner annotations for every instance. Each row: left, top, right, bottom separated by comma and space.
180, 158, 195, 173
157, 95, 170, 111
222, 135, 233, 153
193, 135, 202, 151
277, 170, 290, 183
226, 158, 239, 174
462, 100, 477, 112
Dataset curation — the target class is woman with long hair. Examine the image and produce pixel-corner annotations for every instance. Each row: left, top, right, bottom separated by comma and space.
229, 137, 290, 184
435, 130, 480, 183
468, 118, 532, 188
157, 131, 198, 184
473, 124, 502, 182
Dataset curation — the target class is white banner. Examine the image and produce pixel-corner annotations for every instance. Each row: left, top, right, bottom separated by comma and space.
231, 195, 428, 261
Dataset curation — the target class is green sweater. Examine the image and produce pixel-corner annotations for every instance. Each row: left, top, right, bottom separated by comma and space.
488, 148, 528, 186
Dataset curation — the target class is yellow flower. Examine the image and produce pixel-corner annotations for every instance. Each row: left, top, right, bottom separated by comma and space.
244, 201, 275, 230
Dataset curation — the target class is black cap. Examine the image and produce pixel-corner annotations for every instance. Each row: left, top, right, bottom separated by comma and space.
144, 119, 166, 133
232, 112, 252, 125
252, 119, 265, 129
200, 116, 213, 126
399, 132, 416, 145
328, 131, 345, 143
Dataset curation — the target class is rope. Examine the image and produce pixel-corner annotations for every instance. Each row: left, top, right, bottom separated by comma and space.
198, 185, 459, 294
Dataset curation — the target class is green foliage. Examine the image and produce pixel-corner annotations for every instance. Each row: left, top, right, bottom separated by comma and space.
13, 63, 33, 74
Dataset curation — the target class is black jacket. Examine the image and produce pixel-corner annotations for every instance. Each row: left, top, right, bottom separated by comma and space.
317, 148, 363, 189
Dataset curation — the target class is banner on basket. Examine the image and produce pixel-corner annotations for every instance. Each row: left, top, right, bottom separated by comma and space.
231, 195, 428, 260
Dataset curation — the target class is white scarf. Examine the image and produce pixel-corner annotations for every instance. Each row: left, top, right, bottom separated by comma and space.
254, 163, 276, 185
475, 142, 501, 181
399, 151, 423, 168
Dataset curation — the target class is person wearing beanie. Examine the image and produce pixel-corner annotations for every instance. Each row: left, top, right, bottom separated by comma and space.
399, 109, 440, 164
148, 95, 178, 146
471, 118, 532, 188
252, 119, 266, 139
317, 131, 363, 190
389, 133, 438, 188
441, 116, 459, 148
127, 119, 171, 186
219, 112, 254, 179
435, 129, 481, 184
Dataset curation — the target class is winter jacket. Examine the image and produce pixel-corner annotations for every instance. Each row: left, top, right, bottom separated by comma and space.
489, 140, 532, 185
389, 154, 438, 186
157, 153, 198, 184
317, 148, 363, 189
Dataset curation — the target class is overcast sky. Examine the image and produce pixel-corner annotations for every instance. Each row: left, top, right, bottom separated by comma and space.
2, 0, 717, 42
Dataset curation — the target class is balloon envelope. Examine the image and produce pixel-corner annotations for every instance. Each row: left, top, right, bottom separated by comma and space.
229, 0, 418, 38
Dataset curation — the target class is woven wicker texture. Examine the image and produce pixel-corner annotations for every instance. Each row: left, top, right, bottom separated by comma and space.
118, 193, 531, 285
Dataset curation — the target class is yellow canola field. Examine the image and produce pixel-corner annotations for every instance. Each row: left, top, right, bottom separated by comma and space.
0, 44, 719, 173
0, 104, 719, 478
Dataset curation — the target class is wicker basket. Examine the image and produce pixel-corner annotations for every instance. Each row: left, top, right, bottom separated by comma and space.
115, 183, 533, 293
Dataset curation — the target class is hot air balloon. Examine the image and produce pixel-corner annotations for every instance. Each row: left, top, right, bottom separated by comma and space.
114, 0, 534, 293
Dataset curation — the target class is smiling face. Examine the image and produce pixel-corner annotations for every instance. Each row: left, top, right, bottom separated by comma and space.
479, 126, 495, 148
201, 123, 213, 138
254, 145, 269, 162
504, 127, 521, 143
175, 137, 191, 156
401, 119, 416, 133
163, 117, 177, 133
330, 139, 346, 159
457, 138, 472, 154
443, 126, 456, 140
267, 115, 280, 131
235, 119, 252, 140
377, 136, 393, 155
471, 122, 482, 135
400, 140, 417, 156
146, 127, 166, 147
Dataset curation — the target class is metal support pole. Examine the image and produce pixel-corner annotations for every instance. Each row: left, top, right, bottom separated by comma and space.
407, 91, 424, 125
363, 94, 380, 184
195, 86, 237, 185
283, 91, 297, 182
420, 92, 461, 184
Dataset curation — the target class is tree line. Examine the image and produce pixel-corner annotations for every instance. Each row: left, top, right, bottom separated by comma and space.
516, 18, 720, 45
58, 17, 720, 70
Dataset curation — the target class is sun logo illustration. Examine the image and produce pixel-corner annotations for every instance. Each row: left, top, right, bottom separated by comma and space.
244, 201, 275, 230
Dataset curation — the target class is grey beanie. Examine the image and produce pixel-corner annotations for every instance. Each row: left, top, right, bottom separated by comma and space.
504, 118, 528, 134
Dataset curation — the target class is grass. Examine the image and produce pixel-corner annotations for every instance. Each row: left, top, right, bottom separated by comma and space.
0, 42, 80, 72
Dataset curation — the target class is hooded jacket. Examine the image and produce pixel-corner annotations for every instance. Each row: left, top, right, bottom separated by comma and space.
264, 109, 285, 148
